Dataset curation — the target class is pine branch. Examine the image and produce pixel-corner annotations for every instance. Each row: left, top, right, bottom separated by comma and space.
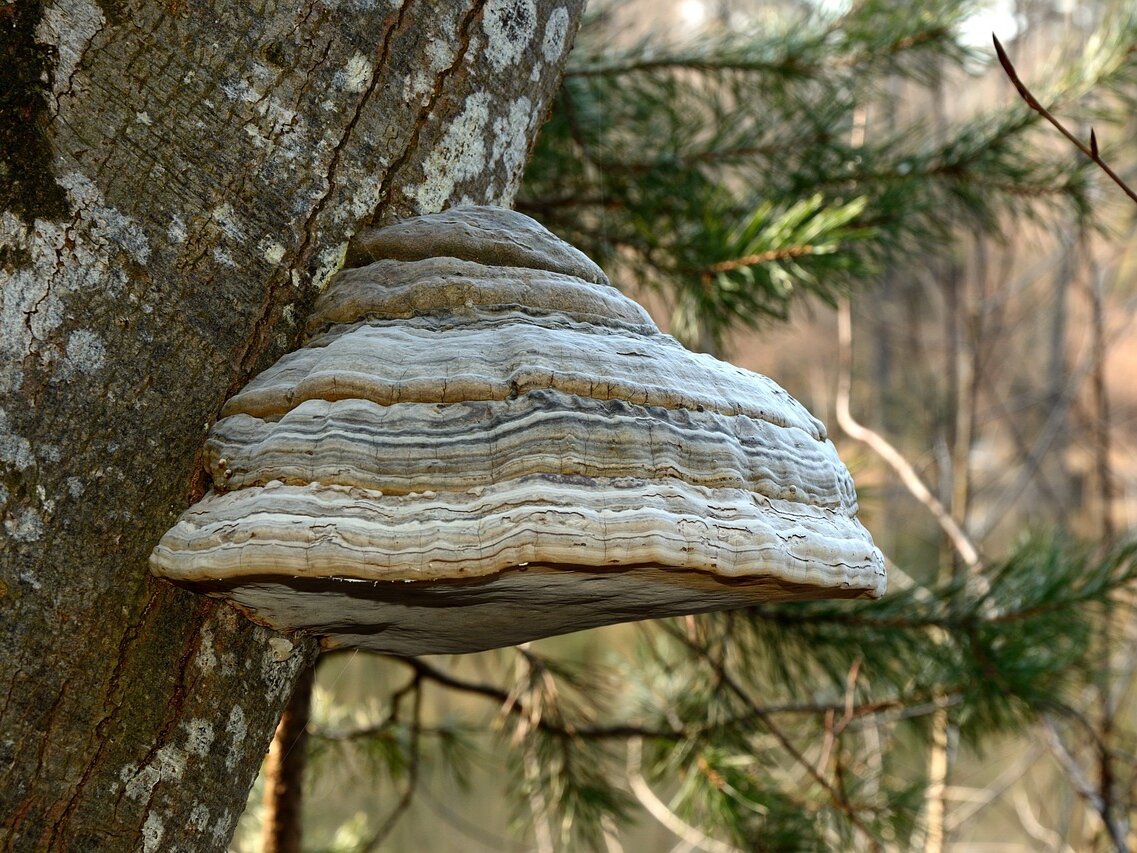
358, 676, 423, 852
659, 624, 887, 850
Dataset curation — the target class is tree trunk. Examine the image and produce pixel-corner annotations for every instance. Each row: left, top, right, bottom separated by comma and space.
0, 1, 583, 849
260, 663, 315, 853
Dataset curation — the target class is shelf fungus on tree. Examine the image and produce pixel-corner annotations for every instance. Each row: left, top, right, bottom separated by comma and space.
151, 206, 886, 655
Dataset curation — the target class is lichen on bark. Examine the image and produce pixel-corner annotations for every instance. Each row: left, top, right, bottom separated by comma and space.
0, 1, 585, 849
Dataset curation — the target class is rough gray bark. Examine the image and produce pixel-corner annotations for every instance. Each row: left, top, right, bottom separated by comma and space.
0, 1, 583, 849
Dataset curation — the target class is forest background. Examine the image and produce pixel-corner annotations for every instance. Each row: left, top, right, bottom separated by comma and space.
232, 0, 1137, 850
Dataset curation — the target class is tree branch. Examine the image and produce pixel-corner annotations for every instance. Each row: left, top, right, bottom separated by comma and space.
993, 35, 1137, 206
625, 737, 743, 853
836, 298, 983, 571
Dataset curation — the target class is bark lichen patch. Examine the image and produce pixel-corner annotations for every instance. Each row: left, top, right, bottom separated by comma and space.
140, 812, 164, 853
313, 243, 348, 292
119, 742, 186, 802
1, 173, 149, 392
183, 719, 215, 758
209, 204, 246, 244
259, 639, 305, 703
210, 809, 235, 848
1, 1, 71, 223
481, 0, 537, 72
0, 406, 34, 472
335, 52, 374, 93
0, 433, 34, 473
262, 241, 286, 265
407, 92, 490, 213
219, 75, 310, 163
404, 18, 460, 104
224, 706, 246, 771
490, 95, 536, 201
167, 216, 187, 245
4, 507, 44, 543
192, 626, 218, 674
541, 6, 570, 62
188, 804, 209, 832
61, 329, 107, 377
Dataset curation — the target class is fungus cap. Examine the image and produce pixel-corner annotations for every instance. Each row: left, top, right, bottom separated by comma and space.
151, 206, 885, 655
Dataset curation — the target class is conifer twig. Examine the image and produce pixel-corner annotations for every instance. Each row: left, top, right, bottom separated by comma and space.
992, 35, 1137, 206
625, 738, 743, 853
360, 677, 423, 851
661, 625, 885, 850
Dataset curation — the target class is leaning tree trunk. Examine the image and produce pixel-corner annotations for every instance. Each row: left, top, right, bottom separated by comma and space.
0, 2, 583, 849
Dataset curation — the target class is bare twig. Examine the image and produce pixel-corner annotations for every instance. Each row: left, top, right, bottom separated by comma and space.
836, 299, 983, 572
1042, 715, 1128, 853
1012, 789, 1073, 852
943, 742, 1045, 833
923, 698, 952, 853
992, 35, 1137, 206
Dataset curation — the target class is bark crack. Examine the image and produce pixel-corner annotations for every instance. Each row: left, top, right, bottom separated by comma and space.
371, 0, 489, 223
43, 595, 208, 849
56, 20, 110, 111
134, 600, 210, 773
220, 0, 414, 410
2, 678, 69, 849
0, 669, 21, 723
48, 587, 168, 843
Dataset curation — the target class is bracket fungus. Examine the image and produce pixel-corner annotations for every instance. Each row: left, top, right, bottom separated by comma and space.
151, 206, 885, 655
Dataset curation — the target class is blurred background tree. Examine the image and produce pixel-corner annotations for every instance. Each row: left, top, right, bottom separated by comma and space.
235, 1, 1137, 849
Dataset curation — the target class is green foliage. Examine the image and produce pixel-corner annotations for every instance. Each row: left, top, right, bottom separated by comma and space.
520, 1, 1137, 349
719, 538, 1137, 740
498, 649, 636, 849
601, 539, 1137, 848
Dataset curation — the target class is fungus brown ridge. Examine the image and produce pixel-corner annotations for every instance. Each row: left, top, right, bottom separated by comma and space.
151, 206, 885, 655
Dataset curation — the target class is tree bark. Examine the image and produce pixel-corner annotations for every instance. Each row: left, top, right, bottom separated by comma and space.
260, 663, 315, 853
0, 1, 583, 849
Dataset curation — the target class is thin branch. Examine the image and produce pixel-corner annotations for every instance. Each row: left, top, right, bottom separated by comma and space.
1042, 714, 1128, 853
378, 654, 934, 743
660, 625, 885, 850
992, 35, 1137, 206
415, 782, 534, 853
705, 243, 818, 274
625, 737, 744, 853
943, 743, 1045, 833
567, 55, 813, 79
360, 676, 423, 852
1012, 789, 1073, 853
922, 699, 952, 853
836, 298, 983, 571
